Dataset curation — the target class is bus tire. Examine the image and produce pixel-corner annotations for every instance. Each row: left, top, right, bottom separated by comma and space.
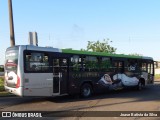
80, 83, 92, 98
137, 82, 143, 90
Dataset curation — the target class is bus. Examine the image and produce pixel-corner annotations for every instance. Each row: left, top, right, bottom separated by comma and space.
4, 45, 154, 97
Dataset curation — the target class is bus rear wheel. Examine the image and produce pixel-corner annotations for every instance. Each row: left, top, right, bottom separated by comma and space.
137, 82, 143, 90
80, 83, 93, 98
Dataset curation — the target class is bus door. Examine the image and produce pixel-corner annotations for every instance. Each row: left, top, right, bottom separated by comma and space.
52, 57, 69, 95
147, 62, 154, 84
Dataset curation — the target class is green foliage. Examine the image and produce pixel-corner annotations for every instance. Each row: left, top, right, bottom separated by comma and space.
155, 74, 160, 80
83, 39, 117, 54
0, 77, 4, 92
0, 78, 4, 85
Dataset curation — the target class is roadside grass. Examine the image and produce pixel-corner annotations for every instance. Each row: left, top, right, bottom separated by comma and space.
0, 77, 10, 96
0, 77, 4, 92
155, 74, 160, 80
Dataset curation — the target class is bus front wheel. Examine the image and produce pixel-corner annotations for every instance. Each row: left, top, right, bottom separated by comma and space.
80, 83, 93, 98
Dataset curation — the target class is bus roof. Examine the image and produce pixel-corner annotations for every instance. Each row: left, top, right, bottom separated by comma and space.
6, 45, 153, 60
6, 45, 61, 53
62, 49, 153, 60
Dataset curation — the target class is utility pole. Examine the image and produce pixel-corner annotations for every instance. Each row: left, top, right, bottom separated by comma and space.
8, 0, 15, 46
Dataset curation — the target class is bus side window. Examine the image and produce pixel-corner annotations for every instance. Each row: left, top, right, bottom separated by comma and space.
53, 59, 60, 73
25, 52, 49, 72
70, 55, 82, 71
99, 57, 111, 72
112, 61, 124, 73
112, 61, 117, 72
25, 54, 31, 71
83, 56, 98, 72
148, 63, 151, 74
142, 62, 147, 72
148, 62, 154, 74
127, 60, 138, 72
60, 58, 68, 72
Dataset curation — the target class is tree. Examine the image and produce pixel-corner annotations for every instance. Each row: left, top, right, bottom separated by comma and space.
83, 39, 117, 54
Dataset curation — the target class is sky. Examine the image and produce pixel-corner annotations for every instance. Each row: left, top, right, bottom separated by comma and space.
0, 0, 160, 64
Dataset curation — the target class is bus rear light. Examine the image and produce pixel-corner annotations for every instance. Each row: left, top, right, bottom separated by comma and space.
16, 76, 20, 88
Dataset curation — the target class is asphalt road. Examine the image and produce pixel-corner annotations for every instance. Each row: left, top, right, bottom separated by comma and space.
0, 82, 160, 120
